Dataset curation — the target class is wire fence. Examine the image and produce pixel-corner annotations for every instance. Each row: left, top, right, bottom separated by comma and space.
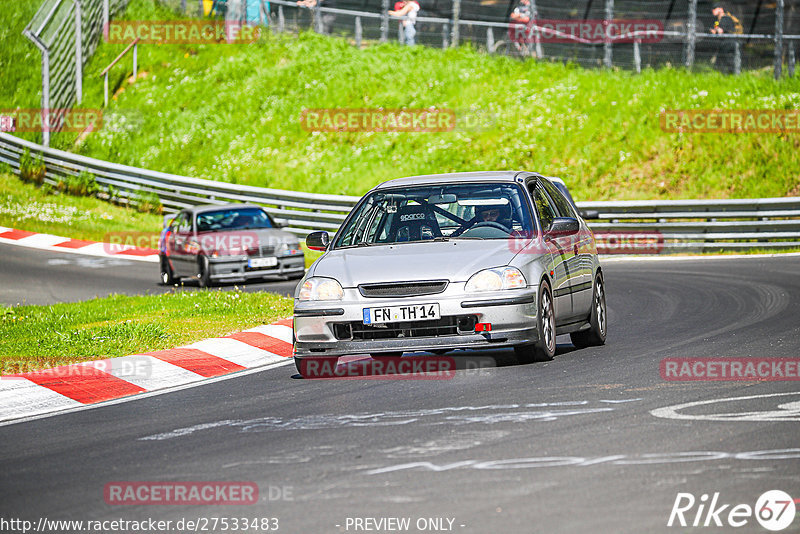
161, 0, 799, 79
23, 0, 130, 147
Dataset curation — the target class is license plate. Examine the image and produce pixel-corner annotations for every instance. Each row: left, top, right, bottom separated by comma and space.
249, 257, 278, 268
363, 303, 440, 324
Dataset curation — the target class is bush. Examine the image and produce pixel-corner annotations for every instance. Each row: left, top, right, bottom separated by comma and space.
19, 149, 46, 185
135, 190, 163, 214
66, 171, 100, 196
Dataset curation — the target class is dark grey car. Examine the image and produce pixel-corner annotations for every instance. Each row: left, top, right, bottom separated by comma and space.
159, 204, 305, 286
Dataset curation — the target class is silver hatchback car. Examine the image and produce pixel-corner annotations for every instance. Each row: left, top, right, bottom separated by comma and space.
293, 171, 606, 376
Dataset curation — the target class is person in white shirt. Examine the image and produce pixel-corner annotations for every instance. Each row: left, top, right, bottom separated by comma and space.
389, 0, 420, 45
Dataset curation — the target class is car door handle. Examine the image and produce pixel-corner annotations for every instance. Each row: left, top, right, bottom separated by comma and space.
573, 244, 579, 255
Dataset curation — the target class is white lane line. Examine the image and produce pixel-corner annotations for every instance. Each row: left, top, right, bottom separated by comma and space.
0, 359, 295, 428
184, 338, 287, 368
246, 324, 294, 344
602, 252, 800, 263
0, 378, 82, 423
83, 356, 205, 391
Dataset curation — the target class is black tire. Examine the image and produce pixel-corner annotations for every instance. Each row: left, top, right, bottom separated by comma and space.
570, 271, 607, 348
514, 279, 556, 363
197, 255, 212, 287
159, 255, 177, 285
295, 356, 339, 378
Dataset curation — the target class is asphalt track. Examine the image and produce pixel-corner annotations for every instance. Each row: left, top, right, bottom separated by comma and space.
1, 251, 799, 533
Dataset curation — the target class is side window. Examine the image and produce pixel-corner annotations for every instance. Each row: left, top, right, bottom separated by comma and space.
541, 179, 577, 219
528, 183, 558, 231
171, 213, 191, 233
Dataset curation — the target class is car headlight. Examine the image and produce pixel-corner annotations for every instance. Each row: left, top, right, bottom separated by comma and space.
298, 277, 344, 301
465, 267, 527, 292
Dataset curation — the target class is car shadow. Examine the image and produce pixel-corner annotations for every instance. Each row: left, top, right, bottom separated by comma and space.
290, 341, 580, 379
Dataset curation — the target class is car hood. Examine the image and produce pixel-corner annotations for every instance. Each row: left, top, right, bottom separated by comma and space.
311, 240, 520, 287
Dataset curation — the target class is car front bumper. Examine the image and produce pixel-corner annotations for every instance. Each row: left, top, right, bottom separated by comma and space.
208, 254, 305, 280
293, 286, 538, 357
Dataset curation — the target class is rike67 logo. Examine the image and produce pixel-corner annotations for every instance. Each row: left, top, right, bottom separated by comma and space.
668, 490, 796, 531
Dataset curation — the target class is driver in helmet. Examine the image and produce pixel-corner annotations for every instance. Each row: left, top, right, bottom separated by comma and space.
476, 203, 512, 228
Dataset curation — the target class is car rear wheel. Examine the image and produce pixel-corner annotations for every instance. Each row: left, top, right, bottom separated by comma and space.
197, 255, 212, 287
514, 279, 556, 364
159, 256, 177, 285
295, 356, 340, 378
570, 271, 607, 348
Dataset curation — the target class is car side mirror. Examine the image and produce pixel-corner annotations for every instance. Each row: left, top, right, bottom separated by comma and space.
580, 209, 599, 220
273, 218, 289, 228
546, 217, 580, 238
306, 231, 330, 251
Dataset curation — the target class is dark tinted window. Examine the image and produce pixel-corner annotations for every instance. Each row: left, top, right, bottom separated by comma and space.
541, 179, 577, 219
196, 208, 274, 232
529, 183, 557, 231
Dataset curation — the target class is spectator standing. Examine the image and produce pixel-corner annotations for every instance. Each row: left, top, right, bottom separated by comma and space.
510, 0, 531, 24
710, 3, 742, 74
389, 0, 420, 46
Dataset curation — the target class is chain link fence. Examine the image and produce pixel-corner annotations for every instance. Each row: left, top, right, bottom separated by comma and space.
23, 0, 130, 147
161, 0, 798, 78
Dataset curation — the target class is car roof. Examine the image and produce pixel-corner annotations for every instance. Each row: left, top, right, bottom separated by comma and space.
182, 203, 265, 215
373, 171, 539, 190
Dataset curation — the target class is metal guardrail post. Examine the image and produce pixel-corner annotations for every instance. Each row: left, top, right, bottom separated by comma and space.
355, 16, 361, 47
633, 38, 641, 73
486, 26, 493, 53
685, 0, 697, 70
380, 0, 389, 42
531, 0, 542, 58
278, 5, 284, 32
442, 21, 449, 48
314, 5, 322, 33
775, 0, 784, 79
451, 0, 461, 47
789, 42, 796, 77
103, 0, 109, 38
198, 0, 203, 17
73, 0, 82, 104
734, 39, 741, 75
180, 0, 186, 13
603, 0, 613, 68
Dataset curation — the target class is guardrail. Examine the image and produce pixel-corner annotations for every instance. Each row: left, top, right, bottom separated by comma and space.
1, 132, 799, 252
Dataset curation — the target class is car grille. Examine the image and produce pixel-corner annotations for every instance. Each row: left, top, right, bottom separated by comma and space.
246, 245, 276, 257
333, 316, 477, 341
358, 280, 448, 298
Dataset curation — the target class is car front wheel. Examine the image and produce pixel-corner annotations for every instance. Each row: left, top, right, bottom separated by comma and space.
197, 255, 212, 287
159, 255, 177, 285
570, 271, 607, 348
514, 279, 556, 363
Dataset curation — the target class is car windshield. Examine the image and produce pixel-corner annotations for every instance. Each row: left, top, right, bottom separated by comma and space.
335, 182, 535, 248
196, 208, 273, 232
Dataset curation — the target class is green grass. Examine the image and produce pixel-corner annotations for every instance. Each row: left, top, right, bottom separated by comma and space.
0, 289, 293, 374
0, 172, 163, 242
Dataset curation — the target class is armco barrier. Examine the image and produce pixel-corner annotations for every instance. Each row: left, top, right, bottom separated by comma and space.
2, 132, 799, 251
